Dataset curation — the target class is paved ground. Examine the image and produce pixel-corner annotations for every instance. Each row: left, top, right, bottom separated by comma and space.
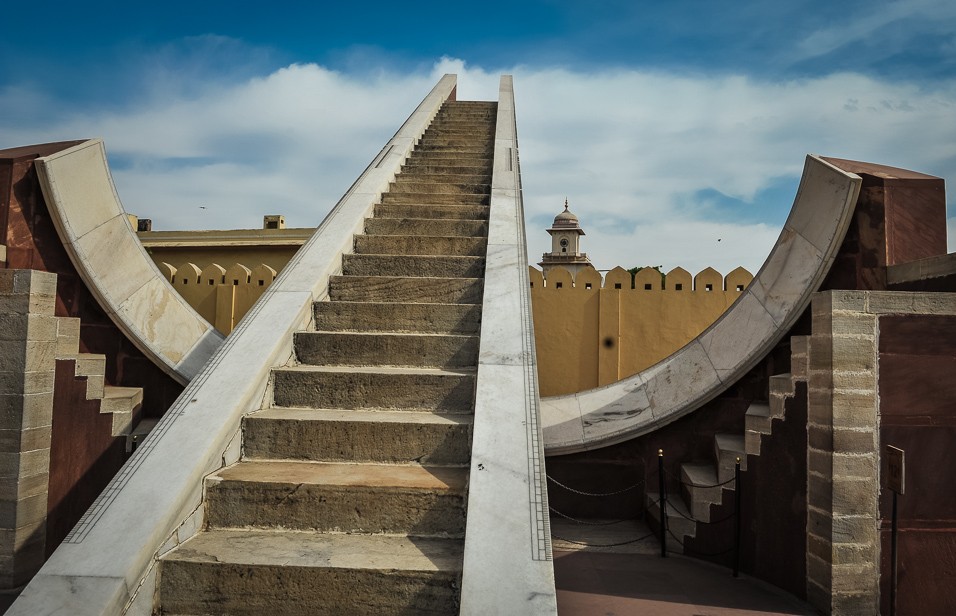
551, 520, 818, 615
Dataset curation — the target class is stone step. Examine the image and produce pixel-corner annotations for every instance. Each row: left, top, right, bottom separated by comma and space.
418, 129, 495, 139
313, 301, 481, 335
435, 109, 496, 117
791, 336, 810, 380
294, 331, 479, 369
414, 136, 493, 147
411, 144, 494, 156
365, 218, 488, 238
769, 372, 794, 399
205, 460, 467, 536
680, 463, 726, 523
388, 180, 491, 196
100, 385, 143, 436
397, 168, 491, 183
58, 353, 106, 400
271, 365, 476, 412
354, 235, 487, 257
158, 529, 463, 616
54, 316, 80, 357
329, 274, 483, 304
744, 402, 772, 455
645, 492, 696, 540
714, 433, 748, 484
434, 107, 494, 115
405, 152, 494, 166
381, 191, 490, 206
423, 128, 494, 138
398, 164, 491, 177
342, 254, 485, 278
243, 408, 473, 465
373, 203, 488, 221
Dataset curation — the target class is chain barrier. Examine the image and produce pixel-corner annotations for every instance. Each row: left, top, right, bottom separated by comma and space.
547, 474, 644, 497
546, 449, 745, 577
656, 449, 744, 576
663, 501, 737, 526
662, 466, 736, 489
552, 531, 657, 549
548, 507, 632, 526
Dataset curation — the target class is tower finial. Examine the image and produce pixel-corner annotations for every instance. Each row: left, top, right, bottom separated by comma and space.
564, 197, 569, 211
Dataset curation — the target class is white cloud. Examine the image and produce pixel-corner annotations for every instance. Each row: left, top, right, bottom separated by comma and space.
1, 58, 953, 275
792, 0, 956, 63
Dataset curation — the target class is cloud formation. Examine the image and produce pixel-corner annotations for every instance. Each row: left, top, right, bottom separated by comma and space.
1, 56, 953, 276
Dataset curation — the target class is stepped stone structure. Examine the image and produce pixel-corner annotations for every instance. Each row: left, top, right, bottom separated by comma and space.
6, 74, 556, 615
158, 99, 496, 614
1, 73, 954, 615
0, 269, 143, 589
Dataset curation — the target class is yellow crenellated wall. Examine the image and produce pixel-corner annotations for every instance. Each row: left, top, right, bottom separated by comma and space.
531, 264, 753, 397
157, 261, 278, 335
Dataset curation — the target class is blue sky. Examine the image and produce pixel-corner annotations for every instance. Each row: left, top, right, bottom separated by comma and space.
2, 0, 954, 274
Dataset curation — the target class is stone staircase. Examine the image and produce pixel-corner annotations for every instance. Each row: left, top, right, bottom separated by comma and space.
54, 316, 144, 439
156, 100, 497, 614
646, 336, 809, 540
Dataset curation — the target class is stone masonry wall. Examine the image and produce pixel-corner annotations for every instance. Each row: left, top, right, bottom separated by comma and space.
0, 270, 57, 588
807, 291, 881, 614
806, 290, 956, 614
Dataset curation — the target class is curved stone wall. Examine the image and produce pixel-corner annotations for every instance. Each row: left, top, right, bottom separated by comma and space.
34, 140, 224, 384
542, 155, 862, 454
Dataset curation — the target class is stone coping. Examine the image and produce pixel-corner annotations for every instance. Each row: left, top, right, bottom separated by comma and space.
887, 252, 956, 286
138, 227, 315, 248
8, 74, 458, 616
34, 139, 225, 384
459, 75, 558, 614
542, 155, 862, 455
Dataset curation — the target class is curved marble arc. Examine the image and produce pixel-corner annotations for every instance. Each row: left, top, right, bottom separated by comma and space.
542, 155, 862, 454
35, 139, 225, 384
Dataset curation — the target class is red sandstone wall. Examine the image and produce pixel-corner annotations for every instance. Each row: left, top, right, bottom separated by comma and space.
46, 359, 126, 553
822, 159, 947, 291
878, 315, 956, 616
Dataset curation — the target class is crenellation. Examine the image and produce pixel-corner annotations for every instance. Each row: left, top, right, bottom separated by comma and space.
532, 263, 752, 394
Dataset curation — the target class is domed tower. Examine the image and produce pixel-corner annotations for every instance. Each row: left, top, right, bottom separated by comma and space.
539, 199, 592, 276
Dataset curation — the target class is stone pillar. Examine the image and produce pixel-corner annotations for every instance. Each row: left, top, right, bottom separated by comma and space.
0, 270, 57, 588
806, 291, 881, 614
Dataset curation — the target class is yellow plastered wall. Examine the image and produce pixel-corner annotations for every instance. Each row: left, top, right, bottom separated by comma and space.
531, 265, 753, 397
159, 261, 278, 335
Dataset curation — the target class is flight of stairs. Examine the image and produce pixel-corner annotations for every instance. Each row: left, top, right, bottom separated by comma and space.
156, 101, 497, 615
646, 336, 808, 541
54, 316, 145, 439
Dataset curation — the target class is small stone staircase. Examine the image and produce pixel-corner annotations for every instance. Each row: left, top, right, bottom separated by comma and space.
646, 336, 809, 541
54, 316, 145, 439
156, 101, 497, 614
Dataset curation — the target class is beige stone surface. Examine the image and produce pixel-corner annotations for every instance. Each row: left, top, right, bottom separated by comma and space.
34, 140, 224, 384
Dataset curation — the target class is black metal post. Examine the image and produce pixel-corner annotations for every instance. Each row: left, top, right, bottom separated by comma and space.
658, 449, 667, 558
891, 490, 898, 616
733, 457, 741, 578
